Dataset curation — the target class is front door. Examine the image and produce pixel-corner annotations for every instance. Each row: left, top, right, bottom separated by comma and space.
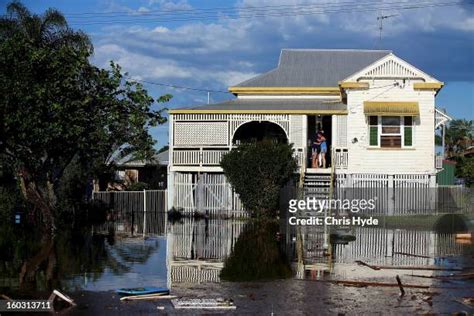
307, 115, 332, 168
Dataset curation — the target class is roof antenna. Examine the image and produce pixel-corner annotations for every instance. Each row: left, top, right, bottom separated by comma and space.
377, 13, 397, 48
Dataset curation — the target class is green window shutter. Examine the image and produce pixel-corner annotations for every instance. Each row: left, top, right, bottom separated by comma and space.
404, 116, 413, 146
369, 116, 378, 146
369, 126, 378, 146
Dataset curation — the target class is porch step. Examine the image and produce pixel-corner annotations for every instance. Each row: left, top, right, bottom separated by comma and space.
304, 174, 332, 189
301, 173, 333, 216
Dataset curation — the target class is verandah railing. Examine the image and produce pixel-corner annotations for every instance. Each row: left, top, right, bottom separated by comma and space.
172, 146, 349, 169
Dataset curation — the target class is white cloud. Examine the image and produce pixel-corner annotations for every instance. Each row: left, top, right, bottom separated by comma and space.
91, 0, 474, 94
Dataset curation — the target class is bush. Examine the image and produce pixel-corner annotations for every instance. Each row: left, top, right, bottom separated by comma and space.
220, 140, 297, 218
456, 156, 474, 187
126, 182, 149, 191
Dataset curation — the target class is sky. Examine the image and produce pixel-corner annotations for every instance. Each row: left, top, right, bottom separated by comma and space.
3, 0, 474, 149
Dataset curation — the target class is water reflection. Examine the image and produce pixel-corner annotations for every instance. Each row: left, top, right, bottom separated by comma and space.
1, 212, 472, 299
166, 218, 245, 287
285, 221, 473, 281
0, 222, 167, 294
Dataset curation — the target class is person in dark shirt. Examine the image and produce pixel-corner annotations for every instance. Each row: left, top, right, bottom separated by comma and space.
311, 134, 321, 168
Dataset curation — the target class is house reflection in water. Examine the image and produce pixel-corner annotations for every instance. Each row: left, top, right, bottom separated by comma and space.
288, 222, 471, 280
166, 218, 246, 288
165, 217, 471, 287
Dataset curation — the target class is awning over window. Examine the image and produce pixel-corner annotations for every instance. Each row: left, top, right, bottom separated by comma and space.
363, 101, 419, 116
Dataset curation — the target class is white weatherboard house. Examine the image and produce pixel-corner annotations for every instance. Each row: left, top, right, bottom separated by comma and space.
167, 49, 450, 215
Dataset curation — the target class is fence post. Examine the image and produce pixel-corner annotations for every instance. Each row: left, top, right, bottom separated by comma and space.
143, 189, 147, 238
387, 175, 394, 215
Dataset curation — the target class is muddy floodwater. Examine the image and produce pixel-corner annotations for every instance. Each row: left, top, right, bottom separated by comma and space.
1, 214, 473, 315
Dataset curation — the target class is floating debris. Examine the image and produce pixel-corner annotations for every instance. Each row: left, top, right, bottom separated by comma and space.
115, 287, 169, 296
172, 298, 236, 310
120, 294, 176, 301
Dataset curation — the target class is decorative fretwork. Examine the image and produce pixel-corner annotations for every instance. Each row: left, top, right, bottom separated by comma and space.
229, 114, 290, 143
435, 108, 452, 128
173, 113, 290, 145
363, 59, 419, 78
174, 122, 228, 146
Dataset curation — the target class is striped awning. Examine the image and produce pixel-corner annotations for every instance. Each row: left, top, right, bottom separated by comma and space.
363, 101, 419, 116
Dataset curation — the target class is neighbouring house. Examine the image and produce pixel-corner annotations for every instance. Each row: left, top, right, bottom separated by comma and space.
167, 49, 452, 214
102, 150, 169, 191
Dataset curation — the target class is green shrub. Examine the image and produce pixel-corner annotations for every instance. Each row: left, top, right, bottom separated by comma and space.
220, 140, 297, 218
126, 182, 149, 191
456, 156, 474, 187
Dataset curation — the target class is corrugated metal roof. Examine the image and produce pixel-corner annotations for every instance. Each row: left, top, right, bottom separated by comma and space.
117, 150, 169, 167
235, 49, 391, 87
176, 98, 346, 112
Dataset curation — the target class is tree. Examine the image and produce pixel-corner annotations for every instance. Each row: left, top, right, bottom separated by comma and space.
157, 145, 169, 154
220, 140, 297, 218
0, 2, 171, 230
444, 119, 474, 158
456, 157, 474, 187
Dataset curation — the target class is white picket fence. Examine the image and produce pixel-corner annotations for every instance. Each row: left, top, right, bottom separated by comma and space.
331, 174, 471, 215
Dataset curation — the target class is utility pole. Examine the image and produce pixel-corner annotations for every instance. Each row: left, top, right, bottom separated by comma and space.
377, 14, 397, 47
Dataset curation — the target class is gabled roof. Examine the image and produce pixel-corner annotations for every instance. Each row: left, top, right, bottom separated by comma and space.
234, 49, 391, 88
342, 53, 441, 83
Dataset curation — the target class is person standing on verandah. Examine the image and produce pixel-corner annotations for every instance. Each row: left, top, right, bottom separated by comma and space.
311, 134, 321, 168
319, 132, 327, 169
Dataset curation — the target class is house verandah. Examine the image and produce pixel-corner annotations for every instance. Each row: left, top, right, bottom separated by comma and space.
167, 49, 454, 216
167, 110, 449, 216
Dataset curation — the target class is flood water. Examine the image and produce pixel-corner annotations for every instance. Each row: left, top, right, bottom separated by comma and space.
1, 213, 473, 315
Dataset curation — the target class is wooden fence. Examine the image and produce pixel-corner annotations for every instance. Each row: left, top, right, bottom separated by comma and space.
173, 173, 247, 217
92, 190, 167, 236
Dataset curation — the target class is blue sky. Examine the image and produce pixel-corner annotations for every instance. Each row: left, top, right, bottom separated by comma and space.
3, 0, 474, 149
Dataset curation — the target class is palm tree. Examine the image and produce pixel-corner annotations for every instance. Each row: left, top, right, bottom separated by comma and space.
0, 1, 93, 230
0, 1, 91, 51
445, 119, 474, 157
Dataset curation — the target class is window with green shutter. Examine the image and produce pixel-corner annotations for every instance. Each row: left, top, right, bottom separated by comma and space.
369, 116, 378, 146
404, 116, 413, 146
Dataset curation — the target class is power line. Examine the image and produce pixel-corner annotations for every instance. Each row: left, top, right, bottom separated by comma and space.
64, 1, 378, 16
125, 76, 231, 94
71, 1, 462, 22
64, 0, 470, 17
64, 1, 470, 26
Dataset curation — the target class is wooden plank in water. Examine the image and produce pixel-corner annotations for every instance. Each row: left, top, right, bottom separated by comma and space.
120, 294, 177, 301
311, 279, 430, 289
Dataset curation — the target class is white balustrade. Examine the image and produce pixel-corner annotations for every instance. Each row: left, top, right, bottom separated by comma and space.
173, 149, 228, 166
334, 148, 349, 169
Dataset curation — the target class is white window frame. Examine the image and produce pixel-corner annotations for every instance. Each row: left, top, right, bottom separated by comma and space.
368, 115, 414, 148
